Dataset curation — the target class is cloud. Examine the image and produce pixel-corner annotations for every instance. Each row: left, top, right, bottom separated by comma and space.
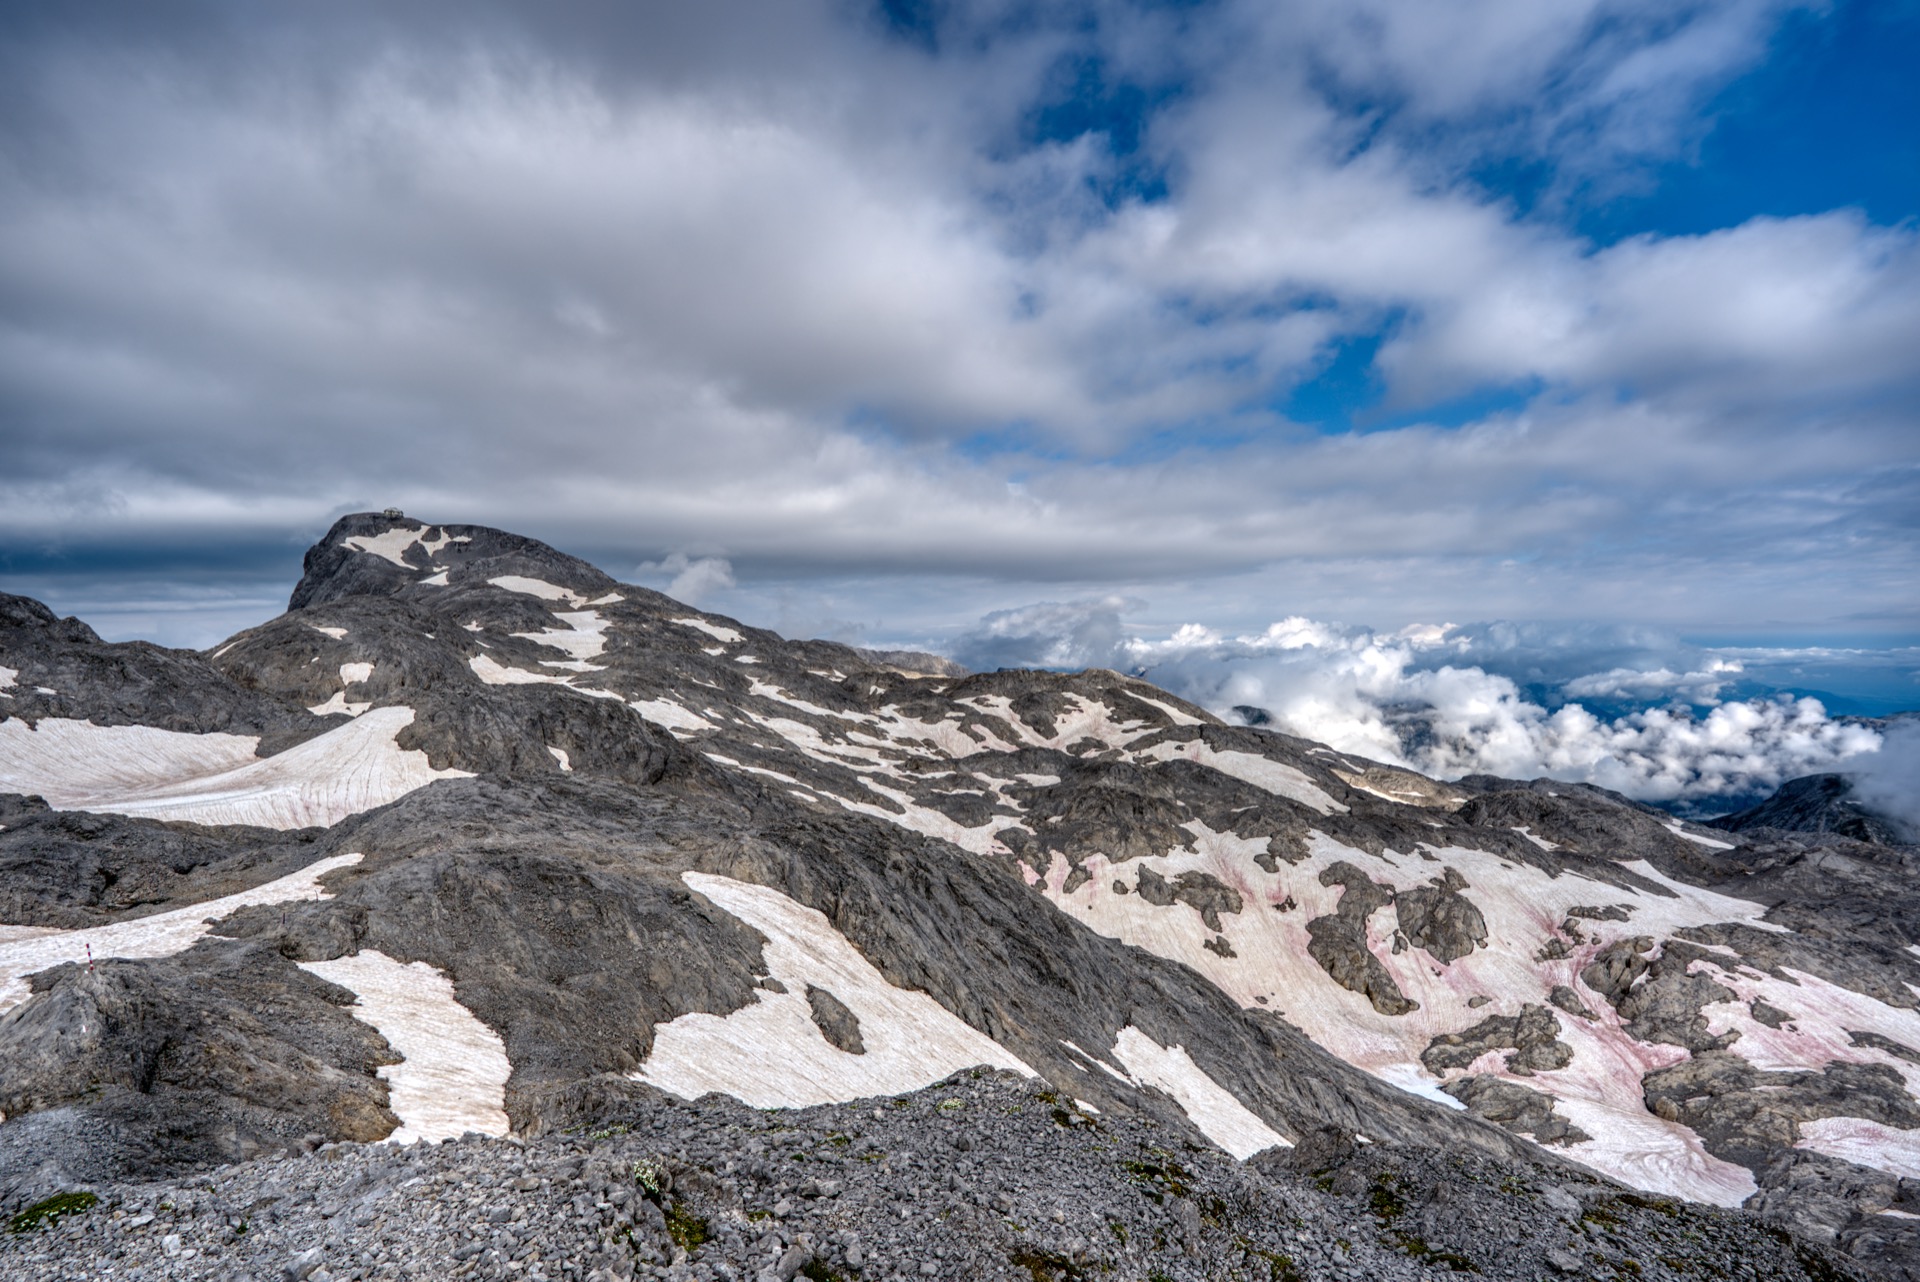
636, 553, 737, 605
949, 596, 1143, 672
1846, 719, 1920, 833
948, 604, 1891, 812
0, 2, 1912, 657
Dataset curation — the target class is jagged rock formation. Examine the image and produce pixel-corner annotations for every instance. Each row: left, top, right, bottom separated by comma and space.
2, 511, 1917, 1279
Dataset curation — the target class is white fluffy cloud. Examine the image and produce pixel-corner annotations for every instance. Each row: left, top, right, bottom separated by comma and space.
952, 602, 1889, 811
1848, 720, 1920, 833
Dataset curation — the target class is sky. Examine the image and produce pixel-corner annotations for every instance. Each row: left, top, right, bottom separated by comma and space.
1, 0, 1916, 810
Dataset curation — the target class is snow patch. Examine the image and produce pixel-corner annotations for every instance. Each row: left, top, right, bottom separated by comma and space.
343, 527, 469, 567
310, 625, 348, 640
488, 576, 594, 606
298, 950, 511, 1145
634, 873, 1033, 1107
1372, 1062, 1467, 1110
307, 691, 372, 718
0, 666, 16, 691
339, 662, 374, 684
1, 709, 468, 829
514, 610, 609, 663
548, 746, 572, 772
1128, 695, 1205, 727
1133, 740, 1347, 814
468, 654, 622, 700
1512, 826, 1557, 850
671, 617, 745, 644
629, 698, 713, 736
1664, 821, 1736, 850
1109, 1026, 1290, 1159
2, 719, 261, 800
418, 570, 449, 587
1797, 1117, 1920, 1180
0, 853, 364, 1014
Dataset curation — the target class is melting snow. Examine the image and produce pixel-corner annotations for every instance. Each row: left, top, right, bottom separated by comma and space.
1664, 821, 1736, 851
299, 950, 511, 1144
1797, 1117, 1920, 1180
0, 853, 364, 1014
310, 625, 349, 640
634, 873, 1033, 1107
0, 666, 16, 692
1133, 740, 1348, 815
629, 698, 713, 736
1039, 826, 1775, 1204
2, 719, 261, 799
1127, 695, 1206, 727
1511, 827, 1557, 850
307, 691, 372, 718
339, 662, 374, 684
671, 617, 745, 644
343, 527, 469, 567
514, 610, 609, 663
0, 709, 468, 829
1109, 1026, 1290, 1159
548, 746, 572, 772
488, 576, 595, 606
468, 654, 623, 701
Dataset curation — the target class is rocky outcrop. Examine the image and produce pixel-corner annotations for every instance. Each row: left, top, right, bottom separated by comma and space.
1393, 867, 1488, 963
1133, 866, 1243, 931
1442, 1075, 1593, 1146
0, 940, 397, 1173
1307, 862, 1418, 1016
1422, 1004, 1574, 1077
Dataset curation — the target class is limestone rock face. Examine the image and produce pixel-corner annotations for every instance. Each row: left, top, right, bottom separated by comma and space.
3, 512, 1918, 1277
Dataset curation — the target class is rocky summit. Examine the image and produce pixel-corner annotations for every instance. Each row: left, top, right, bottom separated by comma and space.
0, 512, 1915, 1282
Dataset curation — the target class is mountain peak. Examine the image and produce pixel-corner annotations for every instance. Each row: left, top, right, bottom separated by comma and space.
289, 513, 619, 611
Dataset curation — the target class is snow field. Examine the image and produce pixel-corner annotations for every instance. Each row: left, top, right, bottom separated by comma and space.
2, 718, 261, 800
634, 873, 1034, 1108
298, 950, 512, 1144
1036, 825, 1776, 1204
1796, 1118, 1920, 1180
2, 708, 470, 830
0, 853, 364, 1014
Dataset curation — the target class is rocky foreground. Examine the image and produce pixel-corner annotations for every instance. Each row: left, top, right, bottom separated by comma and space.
0, 1073, 1866, 1282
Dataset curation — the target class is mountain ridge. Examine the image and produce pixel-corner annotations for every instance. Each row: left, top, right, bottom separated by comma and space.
2, 511, 1916, 1279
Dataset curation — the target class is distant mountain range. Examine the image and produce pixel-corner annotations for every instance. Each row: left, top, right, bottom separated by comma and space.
2, 513, 1916, 1280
